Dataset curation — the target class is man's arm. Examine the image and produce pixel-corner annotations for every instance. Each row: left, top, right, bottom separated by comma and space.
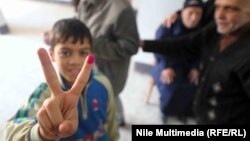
142, 22, 217, 60
155, 24, 175, 68
143, 35, 201, 61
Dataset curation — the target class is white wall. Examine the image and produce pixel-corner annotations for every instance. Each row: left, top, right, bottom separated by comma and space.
132, 0, 185, 39
0, 9, 7, 27
131, 0, 185, 65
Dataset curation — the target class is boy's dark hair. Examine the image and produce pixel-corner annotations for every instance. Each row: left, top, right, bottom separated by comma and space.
50, 18, 92, 48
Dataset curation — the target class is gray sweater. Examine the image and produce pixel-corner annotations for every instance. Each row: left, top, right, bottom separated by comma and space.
77, 0, 139, 95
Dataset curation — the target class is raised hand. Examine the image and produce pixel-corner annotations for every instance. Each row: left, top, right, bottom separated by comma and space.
36, 48, 94, 140
162, 12, 178, 28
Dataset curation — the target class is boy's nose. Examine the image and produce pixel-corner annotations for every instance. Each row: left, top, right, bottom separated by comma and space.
69, 54, 82, 65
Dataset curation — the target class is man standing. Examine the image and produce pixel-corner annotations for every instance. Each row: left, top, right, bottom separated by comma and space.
142, 0, 250, 124
77, 0, 139, 126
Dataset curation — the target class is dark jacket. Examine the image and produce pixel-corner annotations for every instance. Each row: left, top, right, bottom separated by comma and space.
201, 0, 215, 26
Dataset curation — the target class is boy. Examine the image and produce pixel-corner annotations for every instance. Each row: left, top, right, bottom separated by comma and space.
4, 18, 119, 141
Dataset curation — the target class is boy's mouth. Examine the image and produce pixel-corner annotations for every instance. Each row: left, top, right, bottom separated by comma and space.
68, 69, 81, 76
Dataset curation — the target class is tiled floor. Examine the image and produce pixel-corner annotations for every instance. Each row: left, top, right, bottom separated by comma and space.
0, 0, 195, 140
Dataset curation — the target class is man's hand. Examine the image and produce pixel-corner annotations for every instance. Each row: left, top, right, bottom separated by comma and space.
188, 68, 200, 86
36, 48, 94, 140
162, 12, 178, 28
139, 40, 144, 49
160, 68, 176, 84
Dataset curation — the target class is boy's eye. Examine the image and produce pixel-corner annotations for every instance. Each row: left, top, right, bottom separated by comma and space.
59, 50, 71, 57
80, 50, 89, 57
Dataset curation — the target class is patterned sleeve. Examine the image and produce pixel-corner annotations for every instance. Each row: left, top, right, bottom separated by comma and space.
4, 83, 51, 141
94, 73, 119, 141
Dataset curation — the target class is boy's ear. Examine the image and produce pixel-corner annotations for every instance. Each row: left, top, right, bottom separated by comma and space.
49, 48, 55, 62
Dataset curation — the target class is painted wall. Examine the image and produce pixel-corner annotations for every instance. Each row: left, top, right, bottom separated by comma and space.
131, 0, 185, 65
132, 0, 185, 39
0, 9, 9, 34
0, 9, 6, 27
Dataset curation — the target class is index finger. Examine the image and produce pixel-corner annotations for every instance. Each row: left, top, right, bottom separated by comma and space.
70, 54, 94, 96
37, 48, 62, 96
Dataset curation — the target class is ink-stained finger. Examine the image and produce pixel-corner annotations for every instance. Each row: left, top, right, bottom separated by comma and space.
70, 54, 94, 96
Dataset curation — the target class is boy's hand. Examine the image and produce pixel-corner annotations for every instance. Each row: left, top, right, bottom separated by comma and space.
36, 48, 94, 140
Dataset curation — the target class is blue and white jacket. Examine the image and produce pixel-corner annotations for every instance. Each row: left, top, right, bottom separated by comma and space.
4, 71, 119, 141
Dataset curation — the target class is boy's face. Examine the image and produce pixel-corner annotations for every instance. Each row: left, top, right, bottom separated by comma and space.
181, 6, 203, 29
50, 37, 91, 86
